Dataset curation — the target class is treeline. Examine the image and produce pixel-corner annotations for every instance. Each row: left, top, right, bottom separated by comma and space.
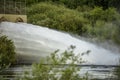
24, 0, 120, 11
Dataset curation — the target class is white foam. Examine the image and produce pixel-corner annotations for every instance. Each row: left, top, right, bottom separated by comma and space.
0, 22, 119, 65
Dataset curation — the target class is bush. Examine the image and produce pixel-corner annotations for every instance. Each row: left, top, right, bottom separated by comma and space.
85, 20, 117, 40
27, 2, 88, 34
27, 2, 120, 45
19, 46, 90, 80
87, 7, 119, 26
0, 35, 16, 70
83, 7, 120, 44
112, 26, 120, 45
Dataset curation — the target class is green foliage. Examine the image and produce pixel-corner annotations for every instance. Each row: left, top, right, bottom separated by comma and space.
19, 46, 90, 80
76, 5, 93, 12
112, 26, 120, 45
25, 0, 120, 11
84, 7, 120, 44
27, 2, 87, 34
27, 2, 120, 45
87, 7, 119, 25
0, 76, 4, 80
85, 21, 118, 40
0, 35, 16, 70
26, 1, 120, 45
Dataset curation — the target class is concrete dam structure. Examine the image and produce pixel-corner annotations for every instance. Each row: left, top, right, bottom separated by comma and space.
0, 0, 27, 22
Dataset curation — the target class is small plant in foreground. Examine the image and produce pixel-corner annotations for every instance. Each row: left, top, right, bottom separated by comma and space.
20, 45, 90, 80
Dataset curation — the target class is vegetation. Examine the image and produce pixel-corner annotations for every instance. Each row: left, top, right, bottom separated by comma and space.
27, 2, 120, 45
24, 0, 120, 11
27, 2, 87, 34
18, 46, 90, 80
0, 35, 16, 70
84, 7, 120, 42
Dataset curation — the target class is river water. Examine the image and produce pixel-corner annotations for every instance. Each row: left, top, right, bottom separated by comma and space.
0, 22, 120, 79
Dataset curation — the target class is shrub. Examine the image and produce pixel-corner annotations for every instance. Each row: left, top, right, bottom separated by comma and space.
27, 2, 120, 45
0, 35, 16, 70
27, 2, 88, 34
19, 46, 90, 80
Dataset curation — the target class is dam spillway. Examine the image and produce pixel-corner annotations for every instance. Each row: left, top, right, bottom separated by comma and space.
0, 22, 119, 65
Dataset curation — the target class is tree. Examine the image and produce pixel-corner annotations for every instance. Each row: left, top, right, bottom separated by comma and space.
19, 46, 90, 80
0, 35, 16, 70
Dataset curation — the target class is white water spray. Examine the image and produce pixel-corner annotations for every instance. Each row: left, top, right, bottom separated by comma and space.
0, 22, 119, 65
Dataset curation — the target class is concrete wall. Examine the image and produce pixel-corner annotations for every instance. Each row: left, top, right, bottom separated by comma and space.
0, 14, 27, 23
